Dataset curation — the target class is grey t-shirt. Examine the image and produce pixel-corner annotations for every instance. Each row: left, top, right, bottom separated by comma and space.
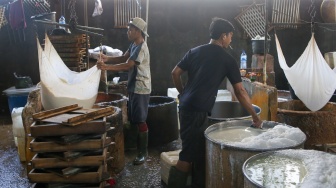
127, 41, 151, 94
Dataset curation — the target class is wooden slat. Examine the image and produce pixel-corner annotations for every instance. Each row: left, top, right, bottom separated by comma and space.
30, 136, 112, 152
63, 107, 115, 126
32, 182, 107, 188
30, 119, 108, 137
31, 148, 110, 169
32, 104, 82, 120
28, 165, 105, 183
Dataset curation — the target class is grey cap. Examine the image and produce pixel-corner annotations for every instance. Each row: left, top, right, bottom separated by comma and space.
128, 17, 149, 37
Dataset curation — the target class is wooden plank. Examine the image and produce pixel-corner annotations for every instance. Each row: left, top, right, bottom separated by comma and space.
30, 118, 108, 137
63, 107, 115, 126
28, 165, 105, 183
32, 182, 106, 188
31, 148, 110, 169
40, 114, 82, 124
37, 134, 102, 145
32, 104, 82, 120
62, 167, 93, 177
30, 135, 112, 152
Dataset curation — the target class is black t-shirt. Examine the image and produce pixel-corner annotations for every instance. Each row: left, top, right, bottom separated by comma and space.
178, 44, 241, 113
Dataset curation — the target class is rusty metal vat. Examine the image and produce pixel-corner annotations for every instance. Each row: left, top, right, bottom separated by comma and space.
205, 120, 306, 188
147, 96, 179, 147
242, 150, 306, 188
106, 107, 124, 175
94, 93, 127, 174
277, 100, 336, 149
95, 92, 128, 124
320, 0, 336, 23
243, 149, 336, 188
208, 101, 261, 125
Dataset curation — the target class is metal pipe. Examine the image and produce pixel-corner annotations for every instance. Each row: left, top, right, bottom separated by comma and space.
295, 0, 301, 28
122, 1, 127, 26
287, 0, 292, 28
263, 0, 268, 85
33, 20, 104, 31
146, 0, 149, 41
76, 28, 104, 37
84, 0, 89, 69
271, 0, 276, 24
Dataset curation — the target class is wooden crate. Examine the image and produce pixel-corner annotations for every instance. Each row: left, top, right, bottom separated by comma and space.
32, 181, 108, 188
28, 165, 108, 183
30, 118, 109, 137
30, 134, 112, 152
31, 148, 110, 169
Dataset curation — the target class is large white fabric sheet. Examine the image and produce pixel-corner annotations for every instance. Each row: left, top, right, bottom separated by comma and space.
37, 35, 101, 110
275, 34, 336, 111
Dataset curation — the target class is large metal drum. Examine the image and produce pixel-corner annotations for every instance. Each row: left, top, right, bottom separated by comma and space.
277, 100, 336, 149
208, 101, 261, 124
147, 96, 179, 147
106, 107, 124, 175
205, 120, 306, 188
95, 92, 128, 124
243, 149, 336, 188
94, 93, 127, 174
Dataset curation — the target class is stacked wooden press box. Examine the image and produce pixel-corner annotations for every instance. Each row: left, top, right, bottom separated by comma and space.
27, 105, 114, 188
49, 34, 89, 72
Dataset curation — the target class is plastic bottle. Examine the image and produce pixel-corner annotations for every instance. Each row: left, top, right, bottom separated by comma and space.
240, 50, 247, 69
59, 16, 66, 30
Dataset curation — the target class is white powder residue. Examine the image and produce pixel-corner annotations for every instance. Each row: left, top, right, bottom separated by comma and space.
225, 125, 306, 149
275, 149, 336, 188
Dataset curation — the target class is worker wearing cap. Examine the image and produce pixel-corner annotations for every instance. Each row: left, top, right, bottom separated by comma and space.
169, 17, 263, 187
97, 17, 151, 165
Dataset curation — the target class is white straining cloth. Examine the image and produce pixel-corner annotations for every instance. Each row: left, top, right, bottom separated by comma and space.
37, 35, 101, 110
275, 34, 336, 111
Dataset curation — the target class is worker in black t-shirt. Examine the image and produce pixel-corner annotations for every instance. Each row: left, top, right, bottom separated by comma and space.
169, 17, 263, 188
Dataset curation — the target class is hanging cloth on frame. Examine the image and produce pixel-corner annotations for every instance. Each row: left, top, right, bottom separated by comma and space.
9, 0, 26, 30
37, 35, 101, 110
275, 34, 336, 111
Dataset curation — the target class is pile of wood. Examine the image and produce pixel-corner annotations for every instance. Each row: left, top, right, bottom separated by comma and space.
27, 104, 115, 188
49, 34, 89, 72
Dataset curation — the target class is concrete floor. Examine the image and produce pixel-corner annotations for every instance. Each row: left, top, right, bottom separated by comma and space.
0, 115, 180, 188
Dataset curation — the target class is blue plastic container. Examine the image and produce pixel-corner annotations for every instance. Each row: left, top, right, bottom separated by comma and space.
7, 95, 28, 113
3, 86, 35, 113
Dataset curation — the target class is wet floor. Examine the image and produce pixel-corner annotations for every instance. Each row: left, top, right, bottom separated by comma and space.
114, 140, 181, 188
0, 117, 32, 188
0, 115, 181, 188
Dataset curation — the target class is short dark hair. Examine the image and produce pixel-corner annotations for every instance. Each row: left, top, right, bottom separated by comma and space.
209, 17, 235, 40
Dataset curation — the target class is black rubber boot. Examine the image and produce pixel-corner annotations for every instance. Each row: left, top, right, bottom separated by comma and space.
191, 162, 205, 188
167, 166, 189, 188
133, 131, 148, 165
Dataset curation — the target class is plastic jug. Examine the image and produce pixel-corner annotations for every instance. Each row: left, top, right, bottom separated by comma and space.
240, 50, 247, 69
11, 107, 26, 161
59, 16, 66, 29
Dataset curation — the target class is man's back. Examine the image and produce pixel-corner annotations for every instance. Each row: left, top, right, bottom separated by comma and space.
178, 44, 241, 112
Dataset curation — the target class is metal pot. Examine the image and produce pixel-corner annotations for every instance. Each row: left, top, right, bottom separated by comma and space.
208, 101, 261, 125
277, 100, 336, 149
147, 96, 179, 147
205, 120, 306, 188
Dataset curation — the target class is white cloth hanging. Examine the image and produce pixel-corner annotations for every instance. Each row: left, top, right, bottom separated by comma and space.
275, 34, 336, 111
92, 0, 103, 17
37, 35, 101, 110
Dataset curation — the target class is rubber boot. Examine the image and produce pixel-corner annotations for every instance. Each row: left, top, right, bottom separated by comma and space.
167, 166, 189, 188
191, 162, 205, 188
133, 131, 148, 165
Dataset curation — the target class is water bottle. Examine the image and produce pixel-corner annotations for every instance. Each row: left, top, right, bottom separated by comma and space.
59, 16, 66, 30
240, 50, 247, 69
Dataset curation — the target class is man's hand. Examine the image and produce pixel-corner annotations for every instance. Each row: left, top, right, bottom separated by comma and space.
99, 54, 109, 62
96, 60, 107, 70
251, 118, 263, 128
